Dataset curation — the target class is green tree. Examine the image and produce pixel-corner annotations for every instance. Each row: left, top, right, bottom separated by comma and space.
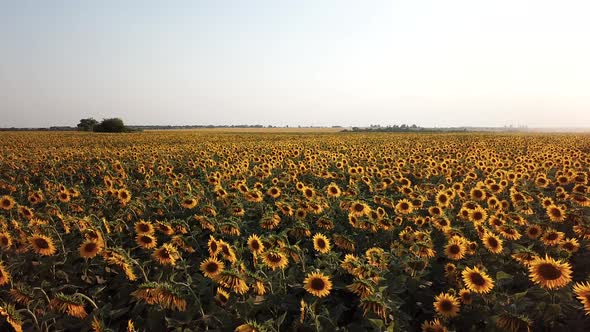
77, 118, 98, 131
94, 118, 127, 132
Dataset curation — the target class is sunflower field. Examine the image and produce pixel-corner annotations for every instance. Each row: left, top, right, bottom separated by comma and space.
0, 131, 589, 332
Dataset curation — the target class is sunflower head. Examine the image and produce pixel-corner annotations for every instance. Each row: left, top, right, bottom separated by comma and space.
462, 266, 494, 294
528, 255, 572, 290
303, 271, 333, 298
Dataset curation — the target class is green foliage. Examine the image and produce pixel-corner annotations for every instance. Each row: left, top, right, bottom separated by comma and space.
77, 118, 98, 131
94, 118, 127, 133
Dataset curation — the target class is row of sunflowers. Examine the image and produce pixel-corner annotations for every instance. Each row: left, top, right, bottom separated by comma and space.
0, 131, 589, 331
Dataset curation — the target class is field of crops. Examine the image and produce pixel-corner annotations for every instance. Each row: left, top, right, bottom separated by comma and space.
0, 131, 589, 331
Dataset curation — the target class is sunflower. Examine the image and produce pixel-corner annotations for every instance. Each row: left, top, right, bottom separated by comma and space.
156, 222, 174, 236
260, 213, 281, 229
433, 292, 460, 318
541, 228, 564, 246
49, 293, 88, 319
360, 296, 388, 319
266, 186, 281, 198
131, 282, 187, 311
495, 313, 532, 332
312, 233, 331, 254
135, 234, 157, 250
18, 206, 33, 220
350, 201, 370, 217
468, 207, 488, 223
219, 242, 237, 263
235, 320, 264, 332
573, 281, 590, 315
216, 288, 230, 305
302, 187, 316, 200
0, 195, 16, 210
341, 254, 360, 274
0, 262, 10, 286
395, 199, 414, 214
560, 238, 580, 253
528, 255, 572, 289
117, 189, 132, 204
546, 204, 566, 222
482, 232, 503, 254
79, 239, 103, 258
134, 220, 154, 235
0, 231, 12, 249
181, 197, 198, 209
253, 279, 267, 296
152, 244, 179, 266
326, 183, 342, 198
470, 188, 486, 201
247, 234, 265, 256
245, 190, 263, 203
333, 234, 355, 252
428, 206, 443, 217
444, 238, 466, 260
462, 266, 494, 293
29, 234, 57, 256
262, 250, 289, 270
216, 270, 249, 294
525, 225, 542, 239
9, 286, 33, 309
57, 191, 71, 203
459, 288, 473, 305
347, 278, 375, 299
208, 236, 220, 257
0, 305, 23, 332
498, 226, 521, 240
421, 318, 447, 332
303, 271, 333, 298
435, 191, 451, 208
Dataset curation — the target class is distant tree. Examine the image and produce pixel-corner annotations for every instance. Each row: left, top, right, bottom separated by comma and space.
93, 118, 126, 133
77, 118, 98, 131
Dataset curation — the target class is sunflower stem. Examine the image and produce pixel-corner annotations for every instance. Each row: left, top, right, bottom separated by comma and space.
75, 293, 99, 309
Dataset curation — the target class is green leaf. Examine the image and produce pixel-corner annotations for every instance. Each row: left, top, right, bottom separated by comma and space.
368, 318, 384, 330
276, 311, 287, 328
496, 271, 513, 281
513, 291, 528, 301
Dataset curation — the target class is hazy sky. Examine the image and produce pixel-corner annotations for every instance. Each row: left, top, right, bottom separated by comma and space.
2, 0, 590, 128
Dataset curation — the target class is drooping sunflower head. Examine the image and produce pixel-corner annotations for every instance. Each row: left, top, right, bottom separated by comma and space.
421, 318, 447, 332
0, 304, 23, 332
0, 261, 11, 286
459, 288, 473, 305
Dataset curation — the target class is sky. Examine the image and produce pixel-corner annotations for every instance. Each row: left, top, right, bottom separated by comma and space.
1, 0, 590, 128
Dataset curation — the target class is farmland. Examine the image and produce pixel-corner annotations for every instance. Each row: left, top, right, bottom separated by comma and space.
0, 131, 589, 331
